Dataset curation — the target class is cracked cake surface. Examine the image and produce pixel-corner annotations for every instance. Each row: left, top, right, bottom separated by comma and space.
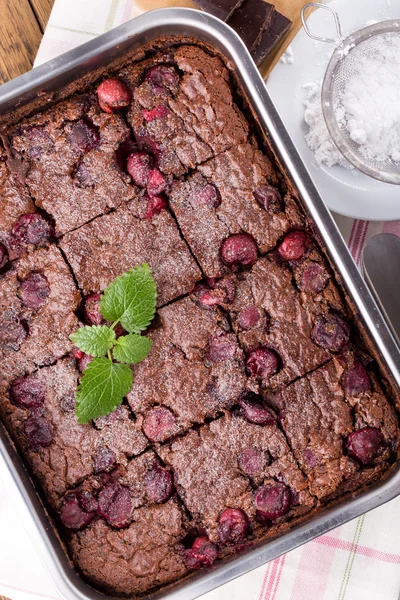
0, 39, 398, 599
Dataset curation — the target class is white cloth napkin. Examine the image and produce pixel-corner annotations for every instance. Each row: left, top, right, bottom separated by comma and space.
1, 2, 400, 600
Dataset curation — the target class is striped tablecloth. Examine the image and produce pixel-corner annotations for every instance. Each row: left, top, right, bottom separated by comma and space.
1, 2, 400, 600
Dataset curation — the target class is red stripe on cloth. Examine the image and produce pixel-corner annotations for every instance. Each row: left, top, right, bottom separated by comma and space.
289, 529, 339, 600
347, 219, 359, 253
382, 221, 400, 236
348, 220, 365, 259
315, 535, 400, 563
269, 554, 286, 600
0, 582, 60, 600
258, 561, 273, 600
354, 220, 370, 265
263, 556, 281, 600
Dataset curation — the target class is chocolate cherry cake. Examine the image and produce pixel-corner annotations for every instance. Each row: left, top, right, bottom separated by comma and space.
0, 40, 398, 598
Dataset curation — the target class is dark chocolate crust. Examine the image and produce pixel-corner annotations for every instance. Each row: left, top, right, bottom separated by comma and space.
0, 38, 398, 600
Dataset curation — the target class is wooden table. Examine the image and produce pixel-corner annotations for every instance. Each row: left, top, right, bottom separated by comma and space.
0, 0, 54, 84
0, 0, 310, 84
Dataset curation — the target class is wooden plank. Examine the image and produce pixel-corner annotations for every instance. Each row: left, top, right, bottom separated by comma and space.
0, 0, 42, 84
31, 0, 54, 31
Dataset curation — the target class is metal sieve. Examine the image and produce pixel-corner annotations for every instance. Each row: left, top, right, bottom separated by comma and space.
301, 3, 400, 185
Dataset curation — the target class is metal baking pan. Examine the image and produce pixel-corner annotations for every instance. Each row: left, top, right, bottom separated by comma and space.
1, 8, 400, 600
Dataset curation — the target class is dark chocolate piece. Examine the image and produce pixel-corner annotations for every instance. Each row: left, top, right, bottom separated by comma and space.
252, 9, 292, 66
192, 0, 245, 22
227, 0, 274, 51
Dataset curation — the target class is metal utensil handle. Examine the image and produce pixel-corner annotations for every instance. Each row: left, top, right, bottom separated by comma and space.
301, 2, 344, 44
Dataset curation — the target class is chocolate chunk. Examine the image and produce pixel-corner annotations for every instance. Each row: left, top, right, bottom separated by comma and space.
227, 0, 274, 51
192, 0, 245, 22
252, 9, 292, 66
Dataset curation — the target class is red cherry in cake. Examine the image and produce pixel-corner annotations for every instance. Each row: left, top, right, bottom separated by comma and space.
143, 194, 169, 219
238, 306, 261, 330
238, 447, 266, 478
11, 213, 54, 247
246, 348, 281, 380
98, 482, 132, 529
24, 415, 54, 449
312, 313, 350, 352
208, 332, 237, 362
144, 465, 174, 504
147, 168, 168, 196
142, 105, 170, 122
218, 508, 249, 545
220, 233, 258, 271
277, 231, 311, 261
10, 375, 45, 409
238, 394, 276, 426
345, 427, 384, 465
145, 65, 179, 92
97, 79, 131, 113
77, 352, 93, 373
0, 314, 28, 349
300, 263, 329, 293
93, 446, 117, 473
142, 406, 176, 442
83, 293, 103, 325
0, 243, 8, 269
60, 493, 96, 530
253, 185, 283, 214
342, 362, 371, 396
183, 536, 218, 569
254, 482, 291, 520
68, 119, 100, 152
127, 152, 152, 188
19, 273, 50, 309
75, 489, 99, 513
197, 184, 222, 208
196, 278, 235, 308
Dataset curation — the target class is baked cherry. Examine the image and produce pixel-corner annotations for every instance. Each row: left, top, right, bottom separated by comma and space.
183, 536, 218, 569
97, 79, 131, 113
142, 406, 176, 442
144, 194, 168, 219
304, 448, 318, 468
93, 446, 117, 473
144, 465, 174, 504
300, 263, 329, 293
238, 447, 266, 478
68, 119, 100, 152
10, 375, 45, 409
238, 306, 261, 330
83, 293, 103, 325
11, 213, 54, 247
238, 394, 276, 426
342, 362, 371, 396
142, 105, 169, 122
147, 168, 167, 196
77, 352, 93, 372
218, 508, 249, 545
127, 152, 152, 188
0, 243, 8, 269
19, 273, 50, 309
312, 314, 350, 352
345, 427, 384, 465
253, 185, 283, 213
98, 482, 132, 528
196, 278, 235, 308
24, 416, 54, 449
60, 494, 95, 530
208, 332, 237, 362
220, 233, 258, 271
145, 65, 179, 92
277, 231, 311, 261
75, 489, 99, 513
196, 184, 222, 209
246, 348, 281, 380
254, 482, 291, 520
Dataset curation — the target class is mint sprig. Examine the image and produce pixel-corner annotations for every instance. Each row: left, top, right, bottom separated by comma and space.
69, 263, 157, 423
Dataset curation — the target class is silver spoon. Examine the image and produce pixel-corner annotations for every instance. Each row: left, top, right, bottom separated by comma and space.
361, 233, 400, 347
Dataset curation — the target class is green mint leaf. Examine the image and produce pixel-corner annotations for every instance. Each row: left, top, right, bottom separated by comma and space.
100, 263, 157, 333
75, 357, 133, 424
112, 334, 152, 364
69, 326, 116, 357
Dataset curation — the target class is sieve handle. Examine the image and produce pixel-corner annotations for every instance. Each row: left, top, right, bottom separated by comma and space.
301, 2, 344, 44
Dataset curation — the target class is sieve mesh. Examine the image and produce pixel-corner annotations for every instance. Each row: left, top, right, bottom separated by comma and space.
321, 23, 400, 184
